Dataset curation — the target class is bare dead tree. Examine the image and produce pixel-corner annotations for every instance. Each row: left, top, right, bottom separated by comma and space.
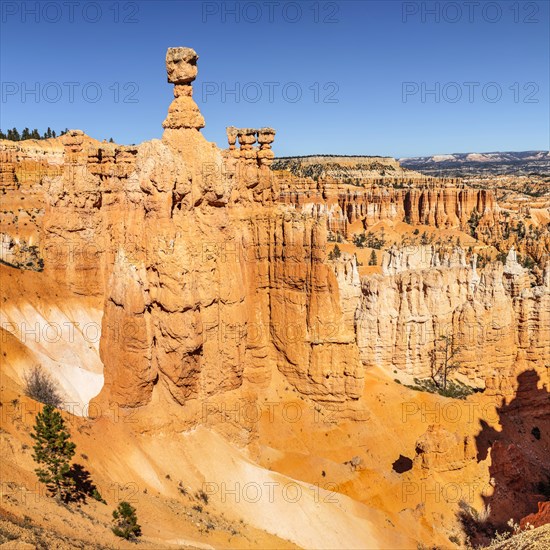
429, 334, 462, 391
24, 365, 63, 408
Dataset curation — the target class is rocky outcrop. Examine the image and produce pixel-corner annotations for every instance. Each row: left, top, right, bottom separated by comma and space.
0, 151, 18, 189
0, 233, 43, 270
275, 182, 499, 238
93, 47, 364, 407
351, 252, 550, 387
41, 132, 138, 296
381, 244, 467, 275
226, 127, 276, 166
521, 502, 550, 529
403, 187, 498, 228
338, 186, 497, 234
414, 425, 478, 472
267, 217, 363, 401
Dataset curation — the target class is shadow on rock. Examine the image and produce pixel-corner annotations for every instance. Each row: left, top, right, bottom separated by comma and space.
66, 463, 105, 504
459, 369, 549, 545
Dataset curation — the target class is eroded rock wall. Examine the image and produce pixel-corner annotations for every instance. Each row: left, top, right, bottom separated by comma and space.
319, 245, 549, 401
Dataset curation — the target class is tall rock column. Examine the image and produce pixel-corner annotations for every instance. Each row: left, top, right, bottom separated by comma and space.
162, 47, 205, 131
257, 128, 276, 167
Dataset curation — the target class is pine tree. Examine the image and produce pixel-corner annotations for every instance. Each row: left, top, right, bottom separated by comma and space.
112, 501, 142, 540
31, 129, 40, 139
108, 137, 114, 143
0, 129, 5, 139
31, 404, 76, 501
368, 249, 377, 266
46, 127, 52, 139
52, 130, 57, 138
12, 128, 21, 141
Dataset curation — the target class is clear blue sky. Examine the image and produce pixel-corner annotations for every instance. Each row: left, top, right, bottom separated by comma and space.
1, 1, 548, 157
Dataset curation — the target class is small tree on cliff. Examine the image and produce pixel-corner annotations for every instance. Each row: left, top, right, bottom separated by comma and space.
328, 244, 341, 260
429, 335, 461, 391
31, 404, 76, 501
368, 250, 377, 266
468, 209, 481, 237
112, 501, 142, 540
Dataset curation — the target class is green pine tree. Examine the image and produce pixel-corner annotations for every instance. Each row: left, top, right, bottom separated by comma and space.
368, 249, 377, 266
112, 501, 142, 540
31, 404, 76, 501
31, 129, 40, 139
21, 128, 30, 140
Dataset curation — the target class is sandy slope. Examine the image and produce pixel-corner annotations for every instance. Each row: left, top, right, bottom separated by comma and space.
0, 370, 405, 549
0, 265, 104, 411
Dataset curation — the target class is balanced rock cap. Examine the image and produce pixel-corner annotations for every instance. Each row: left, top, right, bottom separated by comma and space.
166, 47, 198, 85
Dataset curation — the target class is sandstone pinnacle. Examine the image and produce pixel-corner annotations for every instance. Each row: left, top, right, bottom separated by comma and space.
163, 47, 204, 130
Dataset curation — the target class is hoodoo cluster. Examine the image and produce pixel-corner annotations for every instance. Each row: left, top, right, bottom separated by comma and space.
226, 127, 276, 166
